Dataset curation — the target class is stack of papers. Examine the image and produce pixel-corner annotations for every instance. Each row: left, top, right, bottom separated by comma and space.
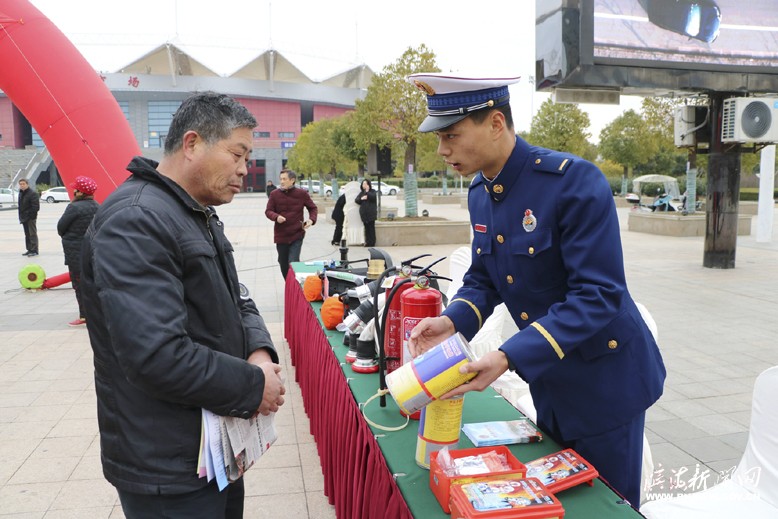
198, 409, 277, 490
461, 418, 543, 447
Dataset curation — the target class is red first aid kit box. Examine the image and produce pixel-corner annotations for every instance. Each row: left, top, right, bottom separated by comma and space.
524, 449, 599, 494
430, 446, 527, 514
449, 477, 565, 519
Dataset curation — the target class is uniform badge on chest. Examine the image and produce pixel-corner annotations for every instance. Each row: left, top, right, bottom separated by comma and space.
522, 209, 537, 232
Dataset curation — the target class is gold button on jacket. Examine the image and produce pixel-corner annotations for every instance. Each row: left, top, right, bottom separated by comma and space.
520, 312, 529, 320
507, 275, 514, 284
608, 340, 618, 349
497, 235, 505, 244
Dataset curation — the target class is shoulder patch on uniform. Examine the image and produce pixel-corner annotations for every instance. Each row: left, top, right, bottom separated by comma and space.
532, 152, 574, 175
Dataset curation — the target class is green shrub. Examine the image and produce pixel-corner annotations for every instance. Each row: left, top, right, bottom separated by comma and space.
362, 176, 468, 190
740, 188, 778, 201
606, 178, 622, 194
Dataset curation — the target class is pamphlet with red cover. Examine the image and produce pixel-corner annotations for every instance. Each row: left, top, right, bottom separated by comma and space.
430, 446, 527, 514
449, 477, 564, 518
524, 449, 599, 494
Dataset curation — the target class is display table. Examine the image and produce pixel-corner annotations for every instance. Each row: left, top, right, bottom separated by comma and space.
284, 264, 644, 518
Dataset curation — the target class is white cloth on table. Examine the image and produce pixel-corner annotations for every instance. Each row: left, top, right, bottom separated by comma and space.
640, 365, 778, 517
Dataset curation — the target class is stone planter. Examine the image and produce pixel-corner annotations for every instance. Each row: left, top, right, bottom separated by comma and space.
628, 212, 751, 237
323, 206, 397, 221
613, 197, 633, 208
422, 193, 468, 204
375, 219, 471, 246
378, 206, 398, 219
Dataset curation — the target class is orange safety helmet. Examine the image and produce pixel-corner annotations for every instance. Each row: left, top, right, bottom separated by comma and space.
321, 296, 345, 330
303, 275, 323, 302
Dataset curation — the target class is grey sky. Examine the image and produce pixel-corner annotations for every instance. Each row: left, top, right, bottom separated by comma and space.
27, 0, 640, 137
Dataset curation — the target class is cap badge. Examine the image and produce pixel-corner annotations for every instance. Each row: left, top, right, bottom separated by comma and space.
412, 80, 436, 95
522, 209, 537, 232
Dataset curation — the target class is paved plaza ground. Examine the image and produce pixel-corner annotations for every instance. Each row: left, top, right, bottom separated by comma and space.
1, 191, 777, 517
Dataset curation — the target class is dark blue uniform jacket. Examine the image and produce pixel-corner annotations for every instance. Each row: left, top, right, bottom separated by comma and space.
443, 137, 666, 441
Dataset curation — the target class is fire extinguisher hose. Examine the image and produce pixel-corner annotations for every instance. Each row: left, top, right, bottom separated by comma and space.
360, 388, 410, 432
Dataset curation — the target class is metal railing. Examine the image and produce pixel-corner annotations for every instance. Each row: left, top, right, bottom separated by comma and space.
12, 147, 51, 186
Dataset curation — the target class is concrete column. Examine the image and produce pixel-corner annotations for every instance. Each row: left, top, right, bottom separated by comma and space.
704, 93, 741, 269
756, 145, 775, 243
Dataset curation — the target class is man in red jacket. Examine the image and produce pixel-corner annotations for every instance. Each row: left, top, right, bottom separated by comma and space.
265, 169, 318, 278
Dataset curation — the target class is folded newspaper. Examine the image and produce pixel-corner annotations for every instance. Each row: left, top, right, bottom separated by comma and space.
198, 409, 278, 490
461, 418, 543, 447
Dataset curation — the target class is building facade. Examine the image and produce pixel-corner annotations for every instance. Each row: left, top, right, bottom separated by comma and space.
0, 44, 372, 192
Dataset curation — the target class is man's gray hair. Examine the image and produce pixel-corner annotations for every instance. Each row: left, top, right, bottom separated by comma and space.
164, 91, 257, 155
280, 169, 297, 181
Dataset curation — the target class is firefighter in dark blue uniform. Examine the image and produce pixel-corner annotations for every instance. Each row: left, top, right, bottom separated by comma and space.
406, 73, 666, 508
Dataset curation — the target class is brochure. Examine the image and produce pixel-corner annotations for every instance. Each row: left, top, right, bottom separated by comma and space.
198, 409, 278, 487
461, 418, 543, 447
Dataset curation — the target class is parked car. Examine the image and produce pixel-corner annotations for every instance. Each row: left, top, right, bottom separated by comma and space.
299, 180, 320, 193
375, 182, 400, 196
0, 187, 18, 204
638, 0, 721, 43
299, 180, 334, 196
40, 186, 71, 203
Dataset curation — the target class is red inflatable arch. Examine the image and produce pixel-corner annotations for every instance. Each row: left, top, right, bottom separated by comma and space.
0, 1, 140, 202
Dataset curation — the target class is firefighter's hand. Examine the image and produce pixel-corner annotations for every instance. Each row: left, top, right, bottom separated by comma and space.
439, 350, 510, 400
407, 316, 455, 357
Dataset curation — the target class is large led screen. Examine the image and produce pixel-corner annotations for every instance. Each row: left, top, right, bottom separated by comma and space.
594, 0, 778, 71
536, 0, 778, 94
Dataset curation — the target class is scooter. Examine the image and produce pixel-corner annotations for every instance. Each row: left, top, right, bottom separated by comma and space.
651, 193, 677, 212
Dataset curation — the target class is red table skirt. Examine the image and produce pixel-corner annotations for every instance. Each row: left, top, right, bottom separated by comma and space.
285, 273, 413, 519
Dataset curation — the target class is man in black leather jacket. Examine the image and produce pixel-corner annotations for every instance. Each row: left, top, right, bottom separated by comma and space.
80, 92, 285, 518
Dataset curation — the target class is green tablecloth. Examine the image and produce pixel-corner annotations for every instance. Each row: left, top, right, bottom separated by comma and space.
296, 264, 643, 517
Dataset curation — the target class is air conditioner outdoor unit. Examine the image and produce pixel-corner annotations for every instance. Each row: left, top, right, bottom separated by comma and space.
721, 97, 778, 143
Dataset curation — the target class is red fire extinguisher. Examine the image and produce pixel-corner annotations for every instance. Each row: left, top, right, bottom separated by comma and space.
400, 275, 442, 365
399, 275, 442, 419
383, 264, 414, 374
